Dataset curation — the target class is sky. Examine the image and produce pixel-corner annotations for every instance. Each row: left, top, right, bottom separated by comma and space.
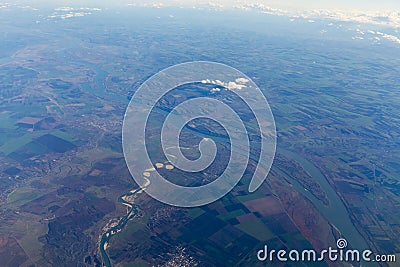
258, 0, 400, 11
24, 0, 400, 11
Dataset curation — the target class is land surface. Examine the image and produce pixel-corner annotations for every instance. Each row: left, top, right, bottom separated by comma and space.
0, 4, 399, 267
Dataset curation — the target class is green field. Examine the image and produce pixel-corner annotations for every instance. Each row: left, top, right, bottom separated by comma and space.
6, 188, 41, 207
235, 219, 275, 241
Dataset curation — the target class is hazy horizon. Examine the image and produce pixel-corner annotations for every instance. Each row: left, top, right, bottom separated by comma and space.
16, 0, 400, 11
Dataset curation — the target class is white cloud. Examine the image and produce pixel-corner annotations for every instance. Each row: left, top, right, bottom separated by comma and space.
55, 7, 74, 12
356, 29, 365, 35
235, 77, 249, 84
126, 1, 400, 28
365, 30, 400, 44
128, 2, 164, 8
201, 78, 249, 90
227, 81, 246, 90
381, 33, 400, 44
48, 7, 101, 20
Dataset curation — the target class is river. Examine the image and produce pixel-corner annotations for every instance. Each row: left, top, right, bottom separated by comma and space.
277, 148, 370, 251
99, 191, 139, 267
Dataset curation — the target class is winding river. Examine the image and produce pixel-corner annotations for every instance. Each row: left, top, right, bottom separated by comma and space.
277, 149, 370, 251
99, 191, 139, 267
100, 177, 150, 267
100, 149, 374, 266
